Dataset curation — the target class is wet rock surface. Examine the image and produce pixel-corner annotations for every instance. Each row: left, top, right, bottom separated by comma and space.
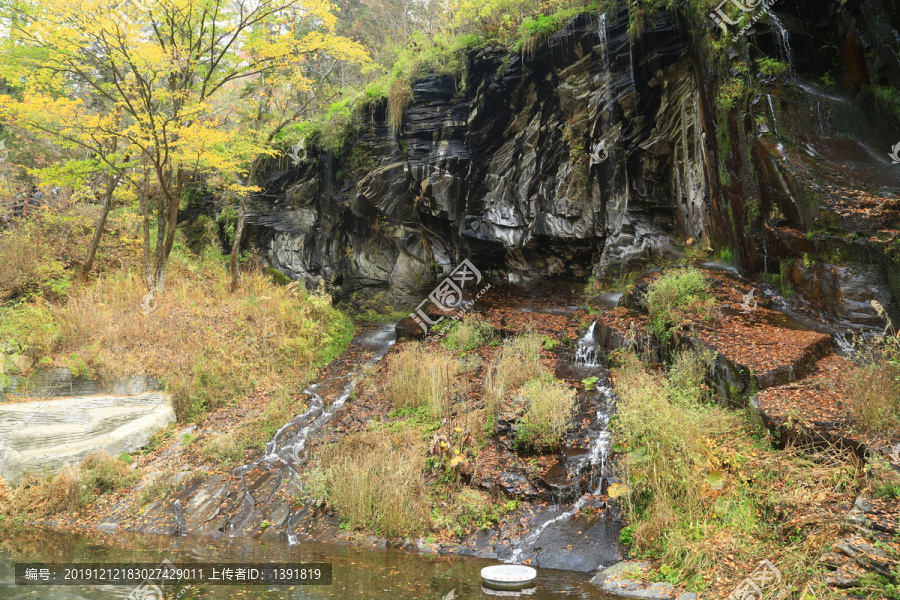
0, 392, 175, 485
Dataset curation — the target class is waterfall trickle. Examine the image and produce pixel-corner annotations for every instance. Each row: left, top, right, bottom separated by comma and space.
597, 13, 608, 68
508, 383, 617, 564
575, 321, 600, 367
763, 7, 794, 67
767, 95, 779, 137
226, 324, 397, 536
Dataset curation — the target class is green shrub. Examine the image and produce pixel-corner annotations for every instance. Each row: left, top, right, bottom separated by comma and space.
442, 313, 495, 352
716, 78, 748, 111
756, 57, 789, 78
0, 301, 59, 356
515, 375, 577, 449
644, 268, 717, 343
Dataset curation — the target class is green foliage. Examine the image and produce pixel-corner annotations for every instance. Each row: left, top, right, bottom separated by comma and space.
644, 268, 718, 343
0, 301, 59, 356
755, 57, 788, 78
860, 84, 900, 122
515, 375, 577, 450
582, 376, 600, 391
717, 78, 748, 111
442, 314, 495, 353
517, 4, 598, 54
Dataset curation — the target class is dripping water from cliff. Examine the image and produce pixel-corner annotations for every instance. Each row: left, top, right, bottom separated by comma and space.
227, 324, 397, 538
763, 7, 794, 67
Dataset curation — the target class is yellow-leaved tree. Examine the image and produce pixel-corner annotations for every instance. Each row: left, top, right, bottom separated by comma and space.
0, 0, 369, 293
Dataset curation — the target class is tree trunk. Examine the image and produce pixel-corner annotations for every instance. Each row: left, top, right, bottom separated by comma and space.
80, 173, 120, 278
229, 196, 247, 292
140, 162, 152, 288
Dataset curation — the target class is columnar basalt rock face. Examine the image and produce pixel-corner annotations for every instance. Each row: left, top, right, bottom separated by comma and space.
251, 10, 708, 304
248, 0, 900, 328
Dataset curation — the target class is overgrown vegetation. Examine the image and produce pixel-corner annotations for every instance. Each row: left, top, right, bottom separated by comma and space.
441, 313, 495, 353
612, 348, 900, 596
0, 205, 353, 425
384, 342, 461, 416
515, 374, 576, 449
643, 268, 718, 343
309, 425, 432, 537
0, 454, 136, 522
484, 333, 547, 419
847, 306, 900, 435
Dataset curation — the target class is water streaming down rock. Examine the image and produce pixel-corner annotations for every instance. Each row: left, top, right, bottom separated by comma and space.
172, 500, 186, 536
227, 324, 398, 537
505, 321, 619, 567
767, 94, 779, 137
763, 7, 794, 67
575, 321, 601, 367
597, 13, 608, 68
507, 383, 617, 567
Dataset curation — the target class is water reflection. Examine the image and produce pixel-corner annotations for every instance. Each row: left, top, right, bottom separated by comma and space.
0, 528, 621, 599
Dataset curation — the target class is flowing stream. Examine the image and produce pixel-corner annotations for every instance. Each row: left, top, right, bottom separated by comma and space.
0, 527, 621, 599
227, 324, 397, 537
506, 321, 619, 568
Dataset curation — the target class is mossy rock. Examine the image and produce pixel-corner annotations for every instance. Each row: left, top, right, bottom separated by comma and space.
267, 268, 292, 286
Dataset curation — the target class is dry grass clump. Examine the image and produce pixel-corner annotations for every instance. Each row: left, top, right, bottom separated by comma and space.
441, 313, 495, 352
847, 327, 900, 435
0, 453, 136, 521
384, 342, 460, 416
484, 333, 547, 414
613, 352, 715, 540
54, 255, 352, 421
847, 362, 900, 435
311, 426, 431, 537
515, 375, 576, 449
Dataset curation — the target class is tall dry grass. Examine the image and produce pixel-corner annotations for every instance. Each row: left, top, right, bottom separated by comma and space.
384, 342, 459, 416
313, 427, 431, 537
0, 453, 136, 521
847, 362, 900, 435
515, 375, 576, 449
54, 254, 352, 421
612, 351, 721, 565
485, 333, 546, 415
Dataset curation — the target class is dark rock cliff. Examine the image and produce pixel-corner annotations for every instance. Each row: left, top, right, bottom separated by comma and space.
245, 0, 900, 330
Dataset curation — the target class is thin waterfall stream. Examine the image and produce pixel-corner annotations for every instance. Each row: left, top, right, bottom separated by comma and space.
226, 324, 397, 537
507, 321, 619, 567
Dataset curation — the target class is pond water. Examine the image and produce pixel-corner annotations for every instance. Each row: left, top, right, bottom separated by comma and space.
0, 528, 621, 600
